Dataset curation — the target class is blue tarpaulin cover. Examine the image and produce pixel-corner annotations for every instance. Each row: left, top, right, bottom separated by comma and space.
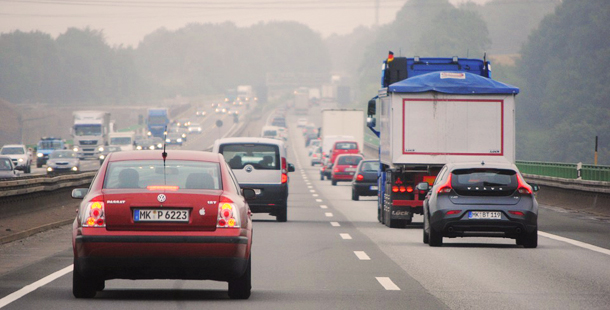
388, 71, 519, 94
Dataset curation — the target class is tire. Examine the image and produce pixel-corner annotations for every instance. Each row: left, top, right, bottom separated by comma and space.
351, 189, 359, 201
275, 204, 287, 222
72, 262, 99, 298
320, 174, 324, 181
36, 162, 42, 168
428, 225, 443, 247
228, 256, 251, 299
519, 228, 538, 248
423, 213, 429, 244
25, 165, 31, 174
331, 180, 337, 186
388, 219, 407, 228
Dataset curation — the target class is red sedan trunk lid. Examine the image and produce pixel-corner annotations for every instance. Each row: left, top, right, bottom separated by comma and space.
102, 189, 221, 231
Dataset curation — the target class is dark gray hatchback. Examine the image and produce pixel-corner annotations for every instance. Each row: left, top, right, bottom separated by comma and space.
419, 161, 539, 248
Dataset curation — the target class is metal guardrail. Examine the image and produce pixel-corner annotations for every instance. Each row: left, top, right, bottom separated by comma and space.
516, 161, 610, 182
0, 171, 96, 197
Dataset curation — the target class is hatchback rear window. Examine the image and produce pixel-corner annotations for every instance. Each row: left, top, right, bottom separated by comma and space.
103, 160, 221, 190
360, 161, 379, 172
219, 143, 280, 170
451, 168, 517, 196
335, 142, 357, 150
337, 156, 363, 165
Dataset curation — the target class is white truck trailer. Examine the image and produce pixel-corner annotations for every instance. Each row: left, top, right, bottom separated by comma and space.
367, 57, 519, 228
108, 131, 136, 151
72, 111, 111, 159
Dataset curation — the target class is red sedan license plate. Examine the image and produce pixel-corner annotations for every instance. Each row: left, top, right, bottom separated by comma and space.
134, 209, 189, 222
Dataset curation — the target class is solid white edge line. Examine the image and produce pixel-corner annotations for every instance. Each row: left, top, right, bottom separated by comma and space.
539, 231, 610, 256
340, 233, 352, 240
0, 265, 73, 309
376, 277, 400, 291
330, 222, 340, 227
325, 212, 333, 217
354, 251, 371, 260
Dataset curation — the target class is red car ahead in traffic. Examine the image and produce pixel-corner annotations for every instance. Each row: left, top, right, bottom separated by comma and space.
71, 150, 254, 299
331, 154, 364, 186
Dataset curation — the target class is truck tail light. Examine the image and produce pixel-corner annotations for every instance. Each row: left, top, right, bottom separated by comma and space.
356, 174, 364, 181
392, 186, 399, 193
81, 197, 105, 227
437, 174, 453, 194
217, 196, 241, 228
406, 186, 413, 193
399, 186, 406, 193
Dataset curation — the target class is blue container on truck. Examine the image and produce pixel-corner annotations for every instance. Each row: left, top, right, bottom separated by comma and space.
36, 137, 65, 167
147, 108, 170, 138
367, 55, 519, 228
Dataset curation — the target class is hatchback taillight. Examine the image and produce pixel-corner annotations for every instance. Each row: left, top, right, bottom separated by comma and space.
81, 197, 105, 228
356, 174, 364, 181
217, 197, 241, 228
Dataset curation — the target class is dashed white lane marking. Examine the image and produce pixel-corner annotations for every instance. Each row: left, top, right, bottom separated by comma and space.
320, 205, 328, 209
340, 233, 352, 240
539, 231, 610, 256
0, 265, 73, 308
309, 190, 316, 193
330, 222, 340, 227
307, 186, 313, 188
313, 194, 319, 197
354, 251, 371, 260
316, 199, 322, 202
325, 212, 333, 217
376, 277, 401, 291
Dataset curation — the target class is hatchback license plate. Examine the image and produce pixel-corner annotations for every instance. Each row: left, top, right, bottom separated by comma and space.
370, 186, 378, 190
134, 209, 189, 222
345, 168, 356, 172
468, 211, 501, 220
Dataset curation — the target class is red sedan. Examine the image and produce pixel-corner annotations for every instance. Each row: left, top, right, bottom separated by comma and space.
331, 154, 364, 186
71, 150, 254, 299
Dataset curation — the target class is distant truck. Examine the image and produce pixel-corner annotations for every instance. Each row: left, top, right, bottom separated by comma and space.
108, 131, 136, 151
147, 108, 170, 138
294, 87, 310, 115
72, 111, 111, 159
237, 85, 254, 102
319, 109, 365, 179
367, 56, 518, 228
35, 137, 65, 167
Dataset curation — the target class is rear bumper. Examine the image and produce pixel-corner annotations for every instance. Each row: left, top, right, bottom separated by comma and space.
353, 182, 378, 196
430, 210, 538, 238
332, 173, 355, 181
239, 182, 288, 213
74, 234, 249, 281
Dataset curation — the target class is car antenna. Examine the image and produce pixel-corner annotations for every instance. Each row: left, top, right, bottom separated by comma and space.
162, 126, 168, 185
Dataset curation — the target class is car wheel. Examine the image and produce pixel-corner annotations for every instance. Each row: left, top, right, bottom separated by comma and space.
72, 262, 99, 298
428, 225, 443, 247
388, 219, 407, 228
351, 189, 359, 201
519, 228, 538, 248
320, 174, 324, 181
36, 163, 42, 168
423, 213, 429, 244
331, 180, 337, 186
228, 255, 251, 299
276, 204, 287, 222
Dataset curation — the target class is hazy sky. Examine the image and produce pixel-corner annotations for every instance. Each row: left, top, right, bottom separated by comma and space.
0, 0, 489, 47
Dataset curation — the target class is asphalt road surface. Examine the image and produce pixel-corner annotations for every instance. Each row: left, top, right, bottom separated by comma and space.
1, 107, 610, 309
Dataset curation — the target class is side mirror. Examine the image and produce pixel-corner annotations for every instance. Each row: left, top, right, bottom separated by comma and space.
288, 163, 295, 172
242, 188, 256, 200
367, 117, 376, 128
71, 188, 89, 199
367, 99, 376, 116
416, 182, 429, 191
529, 183, 540, 192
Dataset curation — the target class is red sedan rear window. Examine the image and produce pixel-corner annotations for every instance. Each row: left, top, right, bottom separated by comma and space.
103, 160, 221, 190
337, 156, 363, 166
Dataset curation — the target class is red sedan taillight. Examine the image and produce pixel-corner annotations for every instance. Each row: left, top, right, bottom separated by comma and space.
81, 196, 106, 228
217, 196, 241, 228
